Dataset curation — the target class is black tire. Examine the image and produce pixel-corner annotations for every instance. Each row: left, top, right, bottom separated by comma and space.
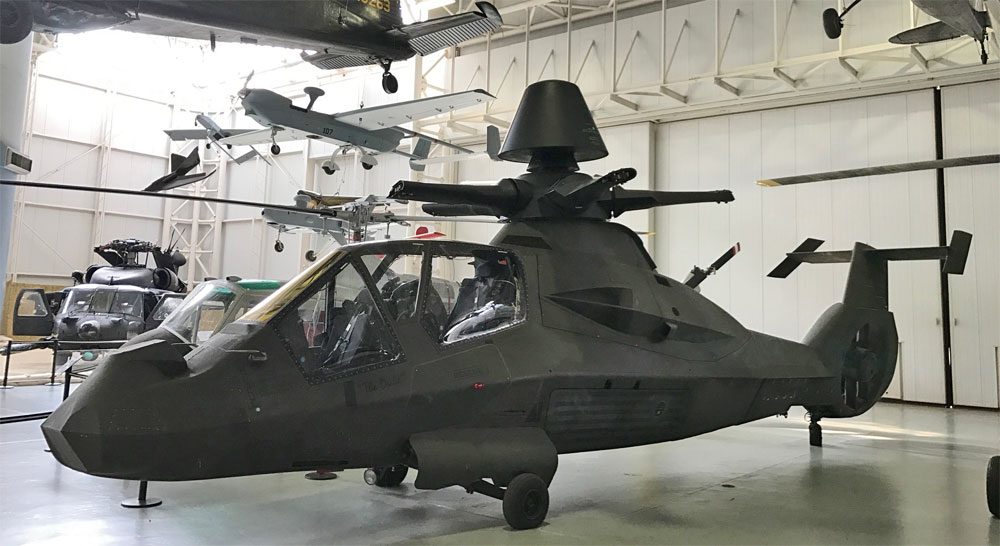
1, 0, 33, 45
364, 465, 408, 487
382, 72, 399, 94
988, 455, 999, 518
305, 250, 317, 262
270, 144, 281, 155
322, 166, 334, 175
362, 162, 374, 171
274, 240, 284, 253
502, 473, 549, 530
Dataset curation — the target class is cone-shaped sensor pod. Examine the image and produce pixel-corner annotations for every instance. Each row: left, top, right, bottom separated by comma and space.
498, 80, 607, 169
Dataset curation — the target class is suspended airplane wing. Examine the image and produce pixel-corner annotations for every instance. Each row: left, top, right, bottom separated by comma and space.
394, 2, 503, 56
757, 154, 999, 186
332, 90, 494, 131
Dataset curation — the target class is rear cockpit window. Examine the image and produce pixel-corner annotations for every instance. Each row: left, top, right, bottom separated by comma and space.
359, 252, 423, 321
424, 248, 524, 344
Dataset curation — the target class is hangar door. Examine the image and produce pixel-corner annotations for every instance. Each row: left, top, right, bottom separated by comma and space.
943, 81, 1000, 409
653, 90, 946, 404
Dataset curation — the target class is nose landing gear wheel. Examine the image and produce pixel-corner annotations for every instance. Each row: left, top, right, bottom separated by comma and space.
382, 72, 398, 94
362, 161, 375, 171
502, 473, 549, 530
305, 250, 317, 262
364, 465, 408, 487
274, 240, 284, 253
270, 143, 281, 155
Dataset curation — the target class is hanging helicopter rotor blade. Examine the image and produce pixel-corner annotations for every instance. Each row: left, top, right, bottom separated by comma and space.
0, 179, 355, 219
757, 154, 999, 186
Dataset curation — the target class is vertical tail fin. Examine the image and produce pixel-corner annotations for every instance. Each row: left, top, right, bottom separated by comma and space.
768, 231, 972, 418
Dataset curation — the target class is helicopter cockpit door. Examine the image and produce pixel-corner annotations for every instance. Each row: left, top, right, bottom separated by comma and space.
13, 288, 55, 336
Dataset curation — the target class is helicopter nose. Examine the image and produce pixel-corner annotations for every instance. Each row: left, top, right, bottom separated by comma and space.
41, 339, 191, 478
77, 319, 100, 340
41, 336, 258, 481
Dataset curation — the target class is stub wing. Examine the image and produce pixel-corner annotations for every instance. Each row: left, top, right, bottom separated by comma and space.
333, 89, 494, 131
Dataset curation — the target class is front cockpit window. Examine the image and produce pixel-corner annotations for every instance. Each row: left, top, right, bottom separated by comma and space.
424, 248, 524, 344
60, 288, 144, 317
273, 259, 401, 381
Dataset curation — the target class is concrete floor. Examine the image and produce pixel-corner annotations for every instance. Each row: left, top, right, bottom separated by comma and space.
2, 385, 998, 545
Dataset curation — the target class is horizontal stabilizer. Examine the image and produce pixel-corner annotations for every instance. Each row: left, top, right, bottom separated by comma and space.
399, 1, 502, 55
889, 21, 964, 44
758, 154, 999, 186
768, 231, 973, 279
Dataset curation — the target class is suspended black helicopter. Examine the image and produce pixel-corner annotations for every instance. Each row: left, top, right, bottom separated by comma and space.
35, 80, 973, 530
0, 0, 502, 93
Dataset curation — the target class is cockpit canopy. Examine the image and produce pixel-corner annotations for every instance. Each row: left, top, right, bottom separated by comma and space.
244, 240, 525, 383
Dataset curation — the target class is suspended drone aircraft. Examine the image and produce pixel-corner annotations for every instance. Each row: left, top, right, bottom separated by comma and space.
0, 0, 503, 93
823, 0, 993, 64
263, 190, 496, 257
6, 81, 973, 531
166, 80, 499, 175
163, 113, 270, 169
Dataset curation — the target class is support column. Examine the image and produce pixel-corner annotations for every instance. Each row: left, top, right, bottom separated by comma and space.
0, 35, 33, 314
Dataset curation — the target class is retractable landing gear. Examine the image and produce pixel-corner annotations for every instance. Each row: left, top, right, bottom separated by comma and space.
121, 481, 162, 508
378, 60, 398, 94
808, 413, 822, 447
988, 455, 999, 518
269, 126, 281, 155
468, 473, 550, 530
364, 465, 408, 487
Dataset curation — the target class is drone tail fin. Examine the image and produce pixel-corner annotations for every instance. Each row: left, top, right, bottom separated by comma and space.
768, 231, 972, 418
408, 137, 433, 172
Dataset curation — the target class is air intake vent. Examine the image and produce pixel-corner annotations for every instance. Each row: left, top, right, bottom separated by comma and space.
501, 235, 551, 249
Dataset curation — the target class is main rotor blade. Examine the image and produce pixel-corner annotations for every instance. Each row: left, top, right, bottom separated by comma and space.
0, 179, 351, 219
757, 154, 999, 186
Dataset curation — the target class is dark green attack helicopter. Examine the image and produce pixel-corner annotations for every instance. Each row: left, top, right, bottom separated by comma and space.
42, 80, 971, 530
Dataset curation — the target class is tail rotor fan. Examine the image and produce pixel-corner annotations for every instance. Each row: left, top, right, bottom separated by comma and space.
842, 323, 879, 411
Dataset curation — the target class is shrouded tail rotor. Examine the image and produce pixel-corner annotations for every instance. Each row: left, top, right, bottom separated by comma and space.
769, 231, 972, 418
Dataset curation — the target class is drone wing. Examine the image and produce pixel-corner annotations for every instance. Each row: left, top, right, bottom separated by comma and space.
218, 127, 330, 147
164, 128, 259, 142
332, 89, 494, 131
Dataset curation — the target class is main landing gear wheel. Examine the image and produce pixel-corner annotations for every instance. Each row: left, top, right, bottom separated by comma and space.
381, 72, 399, 94
362, 161, 374, 171
322, 166, 336, 175
270, 143, 281, 155
364, 465, 408, 487
305, 250, 317, 262
988, 455, 999, 518
502, 473, 549, 530
808, 413, 822, 447
274, 240, 284, 253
